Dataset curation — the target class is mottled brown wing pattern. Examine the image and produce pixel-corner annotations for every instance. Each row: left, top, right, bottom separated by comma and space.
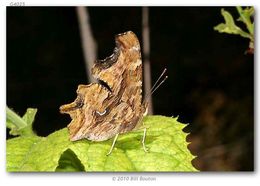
60, 31, 147, 142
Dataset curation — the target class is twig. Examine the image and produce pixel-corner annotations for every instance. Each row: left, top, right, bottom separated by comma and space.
76, 7, 97, 83
142, 7, 153, 114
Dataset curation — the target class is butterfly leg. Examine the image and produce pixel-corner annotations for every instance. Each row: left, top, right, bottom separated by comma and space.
106, 133, 119, 156
142, 128, 149, 152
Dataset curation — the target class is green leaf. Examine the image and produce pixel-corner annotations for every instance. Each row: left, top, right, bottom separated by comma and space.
214, 9, 252, 40
6, 115, 198, 172
6, 136, 42, 171
20, 108, 37, 136
56, 149, 85, 172
22, 108, 37, 127
6, 107, 37, 136
236, 6, 254, 35
237, 7, 254, 23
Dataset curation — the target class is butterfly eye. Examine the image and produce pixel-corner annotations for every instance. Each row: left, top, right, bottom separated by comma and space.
95, 109, 107, 116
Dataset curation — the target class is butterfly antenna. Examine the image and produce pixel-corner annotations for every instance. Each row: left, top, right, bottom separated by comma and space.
143, 68, 168, 103
150, 75, 168, 95
150, 68, 167, 92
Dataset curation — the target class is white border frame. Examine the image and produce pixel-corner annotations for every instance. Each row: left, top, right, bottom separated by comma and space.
1, 1, 258, 186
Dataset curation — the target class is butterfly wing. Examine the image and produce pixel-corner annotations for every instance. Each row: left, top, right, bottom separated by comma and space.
60, 31, 146, 141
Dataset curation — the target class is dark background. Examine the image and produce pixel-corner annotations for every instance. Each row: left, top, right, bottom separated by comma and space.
7, 7, 254, 171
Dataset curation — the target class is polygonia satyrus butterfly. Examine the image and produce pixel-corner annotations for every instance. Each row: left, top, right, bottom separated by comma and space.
60, 31, 148, 154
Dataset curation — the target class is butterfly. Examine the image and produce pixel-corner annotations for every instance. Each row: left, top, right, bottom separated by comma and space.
60, 31, 167, 155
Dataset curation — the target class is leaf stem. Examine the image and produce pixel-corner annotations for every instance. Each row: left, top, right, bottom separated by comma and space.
6, 106, 27, 129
